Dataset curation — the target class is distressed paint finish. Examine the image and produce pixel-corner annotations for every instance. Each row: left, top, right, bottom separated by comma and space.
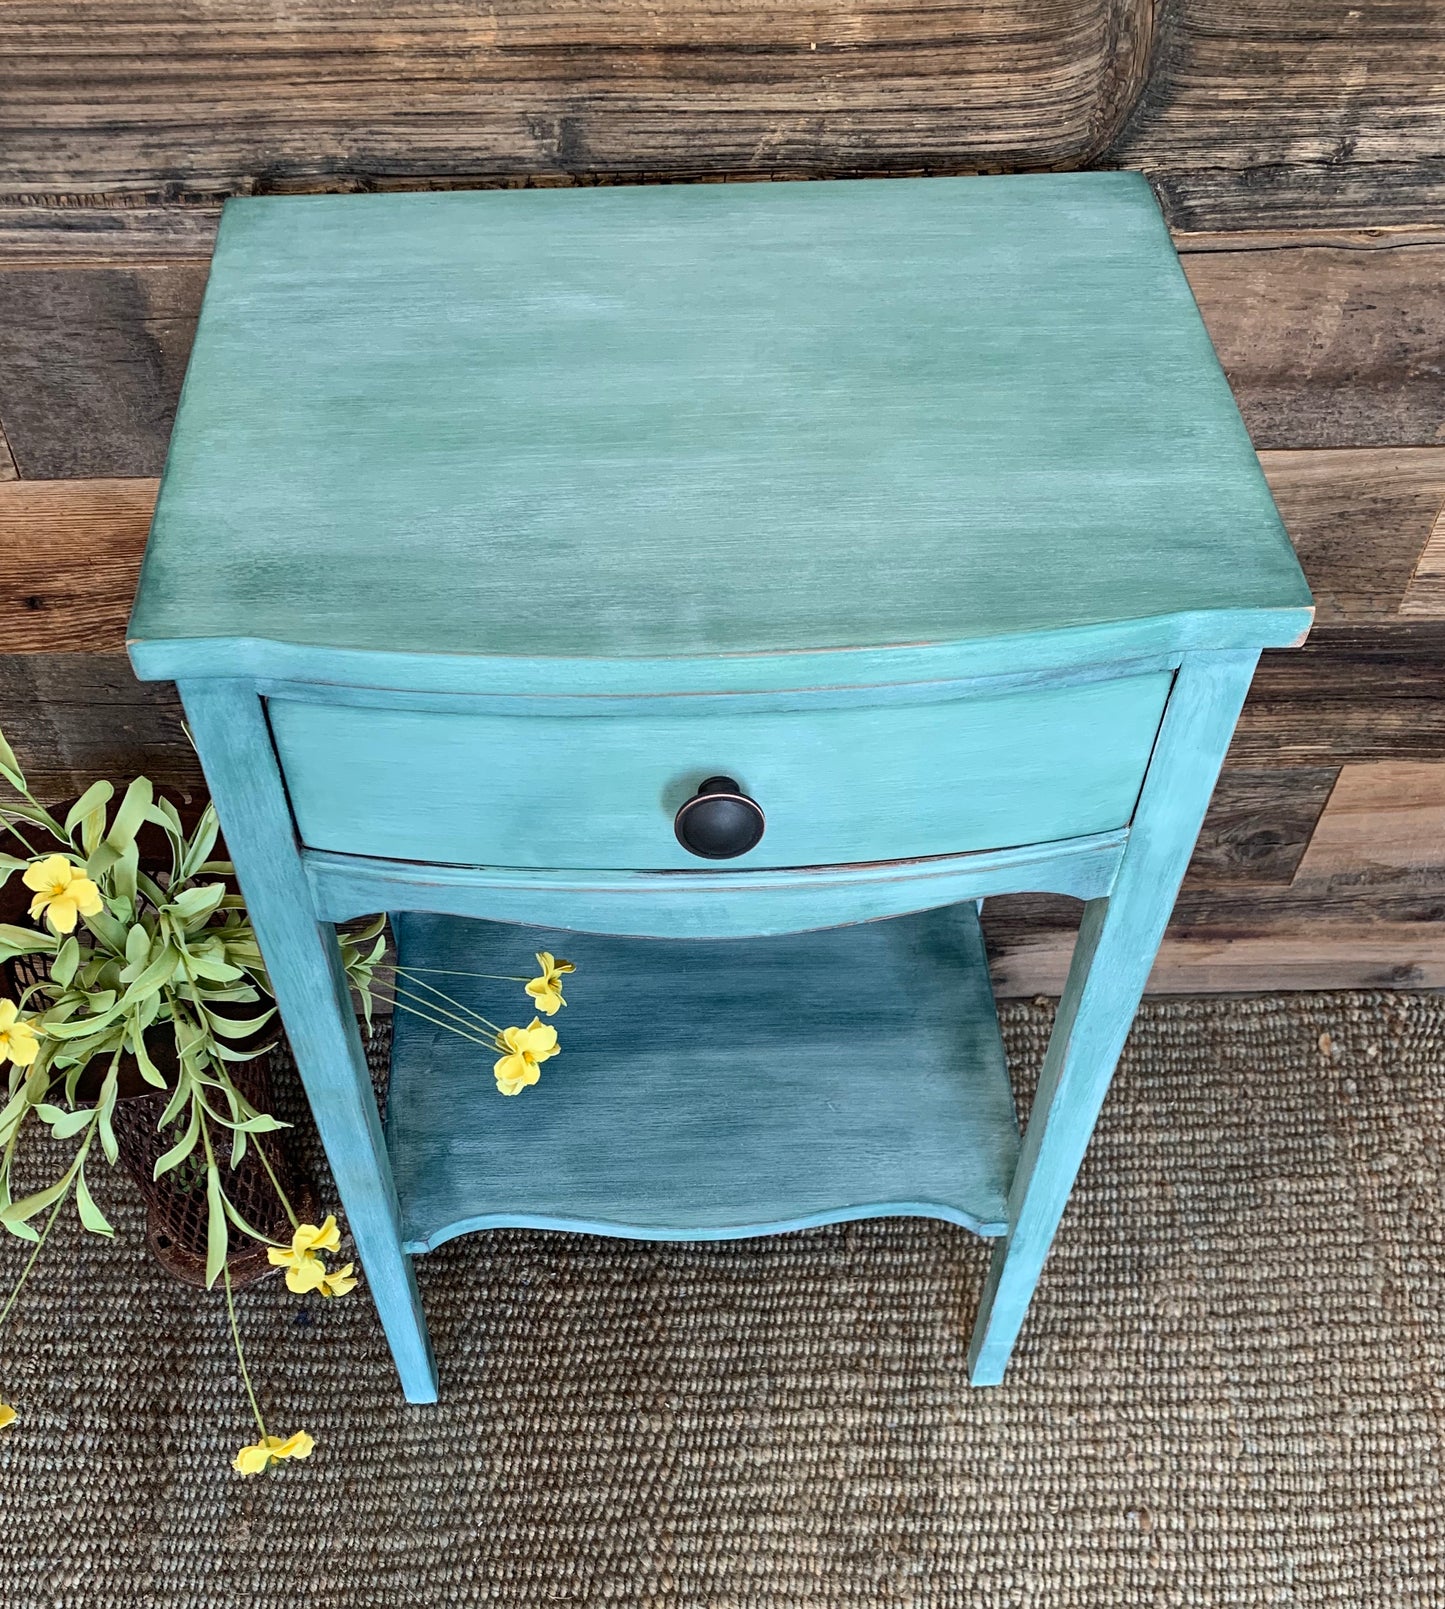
124, 175, 1314, 1395
127, 175, 1311, 688
968, 651, 1260, 1383
386, 905, 1019, 1250
178, 680, 439, 1403
268, 670, 1171, 871
305, 829, 1128, 938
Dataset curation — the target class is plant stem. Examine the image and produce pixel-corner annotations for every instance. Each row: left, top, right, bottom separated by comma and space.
384, 975, 506, 1035
366, 988, 501, 1049
223, 1263, 268, 1440
252, 1141, 299, 1231
0, 1164, 78, 1338
394, 965, 530, 984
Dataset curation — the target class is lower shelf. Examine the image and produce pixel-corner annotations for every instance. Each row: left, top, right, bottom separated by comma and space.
385, 904, 1021, 1252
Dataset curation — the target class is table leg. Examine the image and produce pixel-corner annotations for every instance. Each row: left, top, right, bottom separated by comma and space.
967, 650, 1260, 1386
180, 681, 439, 1404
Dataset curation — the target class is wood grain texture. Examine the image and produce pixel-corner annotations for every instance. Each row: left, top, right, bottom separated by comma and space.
387, 905, 1019, 1247
1183, 244, 1445, 451
0, 479, 157, 643
0, 206, 221, 265
1293, 762, 1445, 884
1232, 625, 1445, 764
1105, 0, 1445, 230
0, 654, 199, 802
0, 0, 1150, 199
0, 265, 205, 477
983, 896, 1445, 995
128, 178, 1309, 684
1260, 449, 1445, 622
1184, 765, 1338, 887
1400, 499, 1445, 618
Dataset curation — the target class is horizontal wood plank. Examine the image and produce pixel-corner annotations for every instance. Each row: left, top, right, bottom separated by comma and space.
0, 478, 156, 644
1259, 448, 1445, 622
0, 265, 205, 477
0, 653, 200, 803
0, 0, 1149, 199
1181, 244, 1445, 451
1105, 0, 1445, 230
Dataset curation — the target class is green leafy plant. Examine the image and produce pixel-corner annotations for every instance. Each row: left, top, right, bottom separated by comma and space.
0, 723, 578, 1470
0, 726, 384, 1468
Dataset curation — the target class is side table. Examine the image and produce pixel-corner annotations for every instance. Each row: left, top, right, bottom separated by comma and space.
128, 173, 1313, 1401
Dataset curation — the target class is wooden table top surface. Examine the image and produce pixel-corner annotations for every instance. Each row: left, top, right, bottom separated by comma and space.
128, 173, 1311, 689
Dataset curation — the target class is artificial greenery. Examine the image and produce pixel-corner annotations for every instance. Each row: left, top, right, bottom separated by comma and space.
0, 723, 576, 1470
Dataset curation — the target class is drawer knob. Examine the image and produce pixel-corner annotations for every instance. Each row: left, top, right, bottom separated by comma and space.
674, 776, 766, 860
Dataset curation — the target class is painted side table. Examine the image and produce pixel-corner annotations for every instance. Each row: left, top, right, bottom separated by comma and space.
127, 174, 1313, 1402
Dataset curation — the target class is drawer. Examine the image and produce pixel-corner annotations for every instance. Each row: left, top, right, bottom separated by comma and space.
268, 673, 1171, 872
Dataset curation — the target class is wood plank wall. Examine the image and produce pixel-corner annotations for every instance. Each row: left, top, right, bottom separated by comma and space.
1, 0, 1442, 993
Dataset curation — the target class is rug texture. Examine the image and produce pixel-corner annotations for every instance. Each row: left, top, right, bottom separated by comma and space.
1, 991, 1443, 1608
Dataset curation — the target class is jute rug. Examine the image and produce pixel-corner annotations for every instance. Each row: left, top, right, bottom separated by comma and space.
2, 992, 1443, 1608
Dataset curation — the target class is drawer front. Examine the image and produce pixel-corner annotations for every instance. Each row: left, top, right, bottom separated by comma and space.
268, 673, 1171, 872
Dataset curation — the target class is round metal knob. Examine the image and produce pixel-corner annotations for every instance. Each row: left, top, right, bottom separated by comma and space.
674, 776, 765, 860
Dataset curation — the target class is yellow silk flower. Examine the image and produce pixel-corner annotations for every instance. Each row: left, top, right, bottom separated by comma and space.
0, 1400, 15, 1431
22, 855, 104, 935
316, 1262, 358, 1298
524, 951, 576, 1017
267, 1216, 342, 1293
0, 1000, 39, 1068
493, 1018, 560, 1096
233, 1430, 315, 1475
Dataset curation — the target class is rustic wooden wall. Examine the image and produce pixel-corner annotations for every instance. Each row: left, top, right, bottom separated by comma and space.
1, 0, 1442, 992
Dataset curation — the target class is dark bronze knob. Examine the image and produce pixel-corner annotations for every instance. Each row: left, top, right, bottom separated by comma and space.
674, 776, 765, 860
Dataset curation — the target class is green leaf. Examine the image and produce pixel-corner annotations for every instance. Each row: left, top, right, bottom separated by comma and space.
74, 1168, 114, 1236
64, 780, 114, 847
97, 1067, 119, 1165
170, 882, 226, 927
111, 838, 139, 911
179, 805, 221, 882
51, 934, 81, 987
1, 1172, 73, 1231
128, 1025, 168, 1089
204, 1007, 276, 1040
0, 726, 23, 786
0, 923, 58, 962
105, 776, 154, 857
153, 1104, 200, 1179
204, 1163, 228, 1289
35, 1103, 94, 1140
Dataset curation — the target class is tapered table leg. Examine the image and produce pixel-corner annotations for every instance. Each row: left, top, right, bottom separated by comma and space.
181, 681, 439, 1404
968, 650, 1259, 1385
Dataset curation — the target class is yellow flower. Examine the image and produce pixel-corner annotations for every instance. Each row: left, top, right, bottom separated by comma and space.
0, 1000, 39, 1068
0, 1400, 15, 1431
266, 1216, 342, 1293
492, 1018, 560, 1096
316, 1262, 358, 1298
233, 1430, 315, 1475
524, 951, 576, 1016
22, 855, 104, 935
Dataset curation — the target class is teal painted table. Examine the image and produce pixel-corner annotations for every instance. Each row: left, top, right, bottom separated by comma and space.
127, 174, 1312, 1401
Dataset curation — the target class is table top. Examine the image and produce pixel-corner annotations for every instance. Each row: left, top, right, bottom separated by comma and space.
128, 173, 1312, 693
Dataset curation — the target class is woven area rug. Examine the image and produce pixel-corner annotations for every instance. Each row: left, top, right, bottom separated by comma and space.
2, 991, 1443, 1608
